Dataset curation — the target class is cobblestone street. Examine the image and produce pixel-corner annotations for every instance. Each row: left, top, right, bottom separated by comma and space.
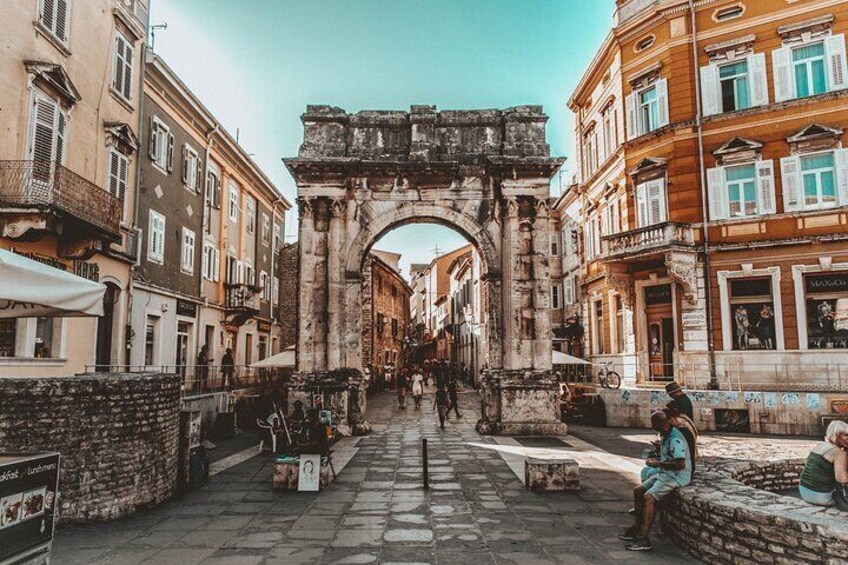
52, 390, 697, 564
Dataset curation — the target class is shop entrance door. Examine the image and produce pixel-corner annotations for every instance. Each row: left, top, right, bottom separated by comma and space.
176, 322, 190, 379
644, 284, 675, 381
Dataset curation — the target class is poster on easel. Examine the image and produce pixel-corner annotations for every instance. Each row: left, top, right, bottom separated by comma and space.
298, 454, 320, 492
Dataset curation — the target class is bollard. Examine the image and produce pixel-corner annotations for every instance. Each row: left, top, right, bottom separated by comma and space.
422, 438, 429, 490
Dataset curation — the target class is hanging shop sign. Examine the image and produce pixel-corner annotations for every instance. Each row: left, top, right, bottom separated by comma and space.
257, 321, 272, 333
176, 300, 197, 318
0, 452, 60, 564
645, 284, 672, 306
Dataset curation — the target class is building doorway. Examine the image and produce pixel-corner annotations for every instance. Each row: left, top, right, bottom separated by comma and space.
95, 283, 119, 371
644, 284, 675, 381
176, 321, 191, 378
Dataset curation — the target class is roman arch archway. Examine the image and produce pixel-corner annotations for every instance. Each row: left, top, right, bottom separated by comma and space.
284, 105, 566, 435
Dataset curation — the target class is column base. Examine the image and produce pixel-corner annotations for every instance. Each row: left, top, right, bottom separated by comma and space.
476, 369, 568, 436
287, 369, 371, 435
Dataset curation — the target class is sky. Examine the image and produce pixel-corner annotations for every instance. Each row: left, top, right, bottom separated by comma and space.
148, 0, 614, 278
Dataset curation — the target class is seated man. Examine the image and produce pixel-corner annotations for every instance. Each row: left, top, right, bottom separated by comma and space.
619, 411, 692, 552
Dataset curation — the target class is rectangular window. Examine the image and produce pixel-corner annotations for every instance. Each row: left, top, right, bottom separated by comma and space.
226, 256, 238, 284
261, 213, 270, 245
0, 320, 16, 358
274, 223, 282, 249
107, 149, 128, 221
34, 318, 54, 358
112, 30, 135, 102
259, 271, 269, 300
726, 164, 757, 218
615, 296, 625, 353
635, 178, 667, 227
228, 183, 239, 221
181, 227, 195, 274
182, 144, 199, 191
719, 61, 749, 112
149, 117, 172, 172
39, 0, 70, 43
147, 210, 165, 264
202, 244, 220, 281
564, 277, 575, 305
28, 91, 67, 165
205, 166, 221, 209
144, 317, 157, 366
729, 277, 776, 351
272, 277, 280, 305
639, 86, 659, 133
801, 153, 837, 210
602, 107, 614, 158
552, 285, 561, 309
594, 299, 605, 354
244, 264, 254, 286
793, 43, 828, 98
245, 197, 256, 234
550, 232, 559, 256
805, 272, 848, 349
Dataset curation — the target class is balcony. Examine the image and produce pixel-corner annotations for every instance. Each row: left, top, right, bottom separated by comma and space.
601, 221, 696, 262
224, 283, 260, 326
0, 161, 122, 247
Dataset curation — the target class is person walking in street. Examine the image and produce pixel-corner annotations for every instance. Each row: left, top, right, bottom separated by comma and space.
384, 362, 394, 391
196, 345, 210, 391
411, 366, 424, 408
447, 374, 461, 419
397, 366, 409, 409
433, 384, 449, 430
422, 360, 431, 387
221, 348, 234, 388
665, 382, 693, 419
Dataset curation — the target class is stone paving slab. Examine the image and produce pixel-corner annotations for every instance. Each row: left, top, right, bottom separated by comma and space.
53, 390, 697, 564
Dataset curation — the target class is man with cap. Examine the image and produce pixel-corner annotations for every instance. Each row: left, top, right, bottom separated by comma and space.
665, 381, 693, 420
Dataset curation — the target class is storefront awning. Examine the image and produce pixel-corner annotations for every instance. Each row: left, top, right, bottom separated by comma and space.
0, 249, 105, 318
553, 350, 592, 365
251, 346, 295, 368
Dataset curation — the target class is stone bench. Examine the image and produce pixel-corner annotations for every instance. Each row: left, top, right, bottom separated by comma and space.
524, 458, 579, 491
272, 456, 333, 491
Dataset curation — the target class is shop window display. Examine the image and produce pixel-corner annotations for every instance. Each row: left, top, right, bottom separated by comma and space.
729, 277, 776, 350
0, 320, 15, 357
806, 273, 848, 349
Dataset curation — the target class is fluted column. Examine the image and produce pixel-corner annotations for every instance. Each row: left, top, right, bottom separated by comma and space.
532, 198, 552, 370
326, 198, 345, 369
502, 197, 519, 369
296, 197, 317, 372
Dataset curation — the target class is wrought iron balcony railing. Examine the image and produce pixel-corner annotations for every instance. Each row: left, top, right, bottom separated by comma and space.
0, 160, 122, 240
224, 283, 260, 312
601, 221, 695, 260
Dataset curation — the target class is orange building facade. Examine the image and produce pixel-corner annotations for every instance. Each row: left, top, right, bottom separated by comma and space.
570, 0, 848, 390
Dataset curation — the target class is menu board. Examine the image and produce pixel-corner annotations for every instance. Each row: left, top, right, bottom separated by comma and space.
0, 453, 60, 563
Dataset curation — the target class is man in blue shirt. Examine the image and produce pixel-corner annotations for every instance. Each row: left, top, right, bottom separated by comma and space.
619, 410, 692, 552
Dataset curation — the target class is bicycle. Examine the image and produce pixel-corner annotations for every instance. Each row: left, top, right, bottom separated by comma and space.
597, 361, 621, 389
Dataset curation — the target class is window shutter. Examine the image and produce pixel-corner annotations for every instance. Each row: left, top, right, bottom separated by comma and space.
636, 183, 648, 227
625, 92, 639, 140
41, 0, 55, 29
826, 33, 848, 92
780, 155, 802, 212
215, 176, 222, 208
835, 148, 848, 206
196, 160, 203, 192
700, 64, 720, 116
748, 53, 769, 107
113, 36, 125, 95
181, 145, 188, 185
755, 159, 776, 215
214, 249, 221, 281
31, 95, 58, 162
166, 133, 174, 172
772, 46, 794, 102
55, 111, 66, 165
655, 78, 669, 128
707, 166, 727, 221
202, 245, 209, 278
55, 0, 69, 41
648, 179, 664, 224
149, 117, 157, 159
123, 39, 134, 99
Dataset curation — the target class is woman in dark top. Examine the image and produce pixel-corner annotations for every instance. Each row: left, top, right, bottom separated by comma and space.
800, 420, 848, 510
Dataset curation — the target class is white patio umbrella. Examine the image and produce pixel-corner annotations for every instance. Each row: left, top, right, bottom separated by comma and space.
0, 249, 106, 318
552, 350, 592, 365
251, 346, 295, 368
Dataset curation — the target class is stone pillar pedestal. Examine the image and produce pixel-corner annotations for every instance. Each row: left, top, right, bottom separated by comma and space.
286, 369, 371, 435
477, 369, 568, 436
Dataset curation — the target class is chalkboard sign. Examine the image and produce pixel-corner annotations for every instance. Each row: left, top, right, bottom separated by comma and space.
0, 452, 60, 563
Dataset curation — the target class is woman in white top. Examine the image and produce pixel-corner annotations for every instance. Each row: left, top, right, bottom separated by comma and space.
411, 367, 425, 408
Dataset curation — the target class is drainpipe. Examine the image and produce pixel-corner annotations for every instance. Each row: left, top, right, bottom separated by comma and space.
689, 0, 718, 389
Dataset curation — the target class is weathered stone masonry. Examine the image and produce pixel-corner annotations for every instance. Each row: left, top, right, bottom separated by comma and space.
0, 373, 180, 524
284, 105, 567, 435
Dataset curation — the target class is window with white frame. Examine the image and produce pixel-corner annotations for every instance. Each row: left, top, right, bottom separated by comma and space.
273, 223, 282, 249
550, 230, 559, 256
201, 243, 220, 281
803, 271, 848, 349
272, 276, 280, 305
38, 0, 70, 44
727, 277, 776, 350
564, 277, 575, 305
583, 131, 596, 177
244, 264, 255, 286
634, 178, 668, 227
205, 163, 222, 209
584, 214, 600, 260
781, 150, 848, 212
149, 117, 173, 172
602, 104, 615, 158
626, 79, 668, 139
552, 284, 561, 309
774, 34, 847, 102
261, 213, 271, 245
147, 209, 165, 264
614, 295, 625, 353
707, 160, 776, 220
107, 148, 128, 221
181, 144, 200, 191
28, 90, 67, 165
245, 197, 256, 234
228, 182, 239, 221
226, 256, 239, 284
181, 227, 195, 274
112, 30, 134, 102
593, 298, 605, 354
701, 54, 768, 116
259, 271, 269, 300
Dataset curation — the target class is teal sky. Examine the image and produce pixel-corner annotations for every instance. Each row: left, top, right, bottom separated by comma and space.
149, 0, 614, 276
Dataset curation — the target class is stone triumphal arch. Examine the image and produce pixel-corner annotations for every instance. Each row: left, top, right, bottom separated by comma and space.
284, 105, 566, 435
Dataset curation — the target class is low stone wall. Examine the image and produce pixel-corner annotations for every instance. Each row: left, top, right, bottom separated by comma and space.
662, 458, 848, 564
0, 373, 181, 524
598, 387, 837, 436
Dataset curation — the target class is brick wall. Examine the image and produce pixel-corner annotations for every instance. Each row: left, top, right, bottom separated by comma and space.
0, 373, 181, 524
369, 256, 412, 369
